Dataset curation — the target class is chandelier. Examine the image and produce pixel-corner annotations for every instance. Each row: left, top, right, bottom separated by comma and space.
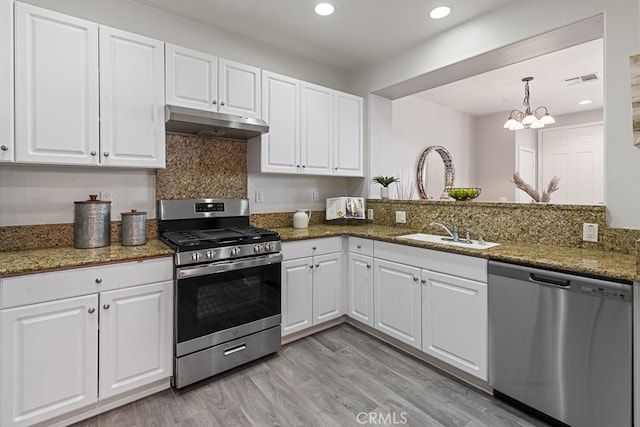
503, 77, 555, 131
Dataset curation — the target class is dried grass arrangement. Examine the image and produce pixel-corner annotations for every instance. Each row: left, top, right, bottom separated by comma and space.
512, 172, 560, 203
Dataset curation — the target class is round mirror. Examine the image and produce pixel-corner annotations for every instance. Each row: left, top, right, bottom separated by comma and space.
416, 146, 455, 200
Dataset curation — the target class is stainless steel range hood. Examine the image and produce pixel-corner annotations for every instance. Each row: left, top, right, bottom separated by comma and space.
165, 105, 269, 139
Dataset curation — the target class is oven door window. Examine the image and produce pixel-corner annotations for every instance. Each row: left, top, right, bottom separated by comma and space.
176, 262, 280, 344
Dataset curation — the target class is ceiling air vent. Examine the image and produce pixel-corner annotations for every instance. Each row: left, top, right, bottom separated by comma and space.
563, 72, 601, 86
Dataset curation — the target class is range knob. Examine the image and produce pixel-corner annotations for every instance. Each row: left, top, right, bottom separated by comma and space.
265, 243, 274, 252
254, 244, 263, 253
191, 252, 201, 262
230, 247, 240, 256
205, 250, 215, 259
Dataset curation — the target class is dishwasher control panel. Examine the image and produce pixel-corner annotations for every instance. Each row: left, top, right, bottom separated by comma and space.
575, 282, 632, 302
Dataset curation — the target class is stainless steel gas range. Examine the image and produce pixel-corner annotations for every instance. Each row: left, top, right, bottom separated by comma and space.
157, 198, 282, 388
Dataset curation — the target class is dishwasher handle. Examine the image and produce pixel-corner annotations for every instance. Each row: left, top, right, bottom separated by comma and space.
529, 273, 571, 288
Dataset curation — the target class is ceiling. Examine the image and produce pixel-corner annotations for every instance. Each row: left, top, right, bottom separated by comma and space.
132, 0, 518, 71
413, 38, 604, 117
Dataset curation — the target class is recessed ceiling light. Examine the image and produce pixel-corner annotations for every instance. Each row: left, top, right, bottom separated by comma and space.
578, 99, 593, 105
314, 3, 335, 16
429, 6, 451, 19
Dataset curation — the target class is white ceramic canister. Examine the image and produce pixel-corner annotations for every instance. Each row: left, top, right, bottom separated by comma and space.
74, 195, 111, 248
293, 209, 311, 229
121, 209, 147, 246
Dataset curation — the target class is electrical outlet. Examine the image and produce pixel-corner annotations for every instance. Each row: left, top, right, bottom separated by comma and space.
254, 190, 263, 203
367, 208, 374, 220
395, 211, 406, 223
312, 191, 320, 202
100, 191, 114, 202
583, 223, 598, 242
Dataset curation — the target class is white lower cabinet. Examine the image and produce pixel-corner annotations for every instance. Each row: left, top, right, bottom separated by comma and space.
348, 252, 374, 327
281, 238, 343, 337
0, 258, 173, 427
421, 270, 487, 380
373, 258, 422, 349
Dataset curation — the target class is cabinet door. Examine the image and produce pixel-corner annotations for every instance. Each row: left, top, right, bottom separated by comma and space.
165, 43, 217, 111
219, 58, 261, 119
0, 0, 13, 162
99, 281, 172, 399
373, 259, 421, 349
14, 3, 99, 166
333, 91, 363, 176
0, 294, 99, 427
312, 252, 343, 324
348, 253, 373, 327
257, 71, 300, 173
300, 82, 333, 175
281, 258, 313, 336
422, 270, 487, 380
99, 26, 165, 168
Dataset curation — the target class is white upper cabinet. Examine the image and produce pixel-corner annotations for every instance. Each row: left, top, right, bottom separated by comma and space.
0, 0, 13, 162
301, 82, 333, 175
99, 26, 165, 168
14, 3, 165, 168
334, 92, 363, 176
249, 71, 363, 177
15, 3, 100, 166
165, 44, 261, 119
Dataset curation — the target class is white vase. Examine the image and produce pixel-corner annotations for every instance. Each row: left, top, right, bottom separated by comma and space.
380, 187, 390, 199
293, 209, 311, 228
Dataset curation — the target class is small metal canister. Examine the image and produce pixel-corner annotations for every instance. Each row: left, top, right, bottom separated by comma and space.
74, 195, 111, 249
121, 209, 147, 246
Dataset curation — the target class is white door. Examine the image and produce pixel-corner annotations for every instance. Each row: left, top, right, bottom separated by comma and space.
301, 82, 333, 175
516, 146, 537, 203
312, 253, 343, 324
14, 3, 99, 166
281, 258, 313, 336
373, 259, 421, 349
0, 0, 13, 162
539, 124, 604, 205
333, 91, 363, 176
259, 71, 300, 173
0, 295, 98, 427
421, 271, 487, 380
165, 43, 217, 111
348, 253, 374, 327
99, 281, 172, 399
219, 58, 261, 119
99, 26, 165, 168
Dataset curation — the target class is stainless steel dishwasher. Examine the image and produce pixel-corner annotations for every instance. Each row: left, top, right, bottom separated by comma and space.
488, 261, 632, 427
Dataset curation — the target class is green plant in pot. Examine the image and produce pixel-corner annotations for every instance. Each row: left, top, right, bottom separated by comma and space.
371, 176, 399, 199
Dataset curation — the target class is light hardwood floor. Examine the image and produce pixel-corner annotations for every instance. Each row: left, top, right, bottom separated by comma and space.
73, 324, 548, 427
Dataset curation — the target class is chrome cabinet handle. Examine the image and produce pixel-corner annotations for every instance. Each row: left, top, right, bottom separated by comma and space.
309, 265, 314, 269
95, 278, 102, 284
90, 151, 96, 156
302, 165, 306, 168
103, 152, 110, 157
315, 263, 319, 268
212, 100, 217, 105
312, 246, 317, 250
413, 277, 419, 282
334, 167, 338, 170
421, 279, 427, 284
296, 165, 300, 168
88, 307, 96, 314
0, 145, 7, 151
357, 244, 362, 249
366, 264, 371, 269
220, 101, 225, 106
103, 304, 110, 310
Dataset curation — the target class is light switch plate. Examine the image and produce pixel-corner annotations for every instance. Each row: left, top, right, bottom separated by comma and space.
395, 211, 406, 223
367, 208, 374, 220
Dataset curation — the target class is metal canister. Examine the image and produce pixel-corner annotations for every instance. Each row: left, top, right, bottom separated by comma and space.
74, 195, 111, 248
121, 209, 147, 246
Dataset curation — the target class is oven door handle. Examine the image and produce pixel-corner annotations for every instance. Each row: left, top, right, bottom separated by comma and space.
177, 253, 283, 278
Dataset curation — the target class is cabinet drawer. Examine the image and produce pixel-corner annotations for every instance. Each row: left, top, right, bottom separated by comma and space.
281, 237, 343, 260
348, 237, 373, 256
374, 241, 486, 282
0, 257, 173, 308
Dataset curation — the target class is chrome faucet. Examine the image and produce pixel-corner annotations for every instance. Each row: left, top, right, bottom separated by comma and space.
429, 217, 459, 242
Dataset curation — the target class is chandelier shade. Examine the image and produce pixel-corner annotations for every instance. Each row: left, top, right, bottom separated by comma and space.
503, 77, 555, 131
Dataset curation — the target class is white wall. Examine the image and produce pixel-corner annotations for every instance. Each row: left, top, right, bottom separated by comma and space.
474, 112, 516, 201
1, 0, 352, 226
377, 96, 475, 200
348, 0, 640, 229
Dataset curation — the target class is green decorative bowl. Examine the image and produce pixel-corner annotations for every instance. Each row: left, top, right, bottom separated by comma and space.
448, 187, 481, 201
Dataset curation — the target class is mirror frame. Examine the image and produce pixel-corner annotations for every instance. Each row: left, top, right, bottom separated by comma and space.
416, 145, 455, 200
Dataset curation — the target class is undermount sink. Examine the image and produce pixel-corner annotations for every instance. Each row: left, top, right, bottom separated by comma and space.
397, 233, 500, 250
